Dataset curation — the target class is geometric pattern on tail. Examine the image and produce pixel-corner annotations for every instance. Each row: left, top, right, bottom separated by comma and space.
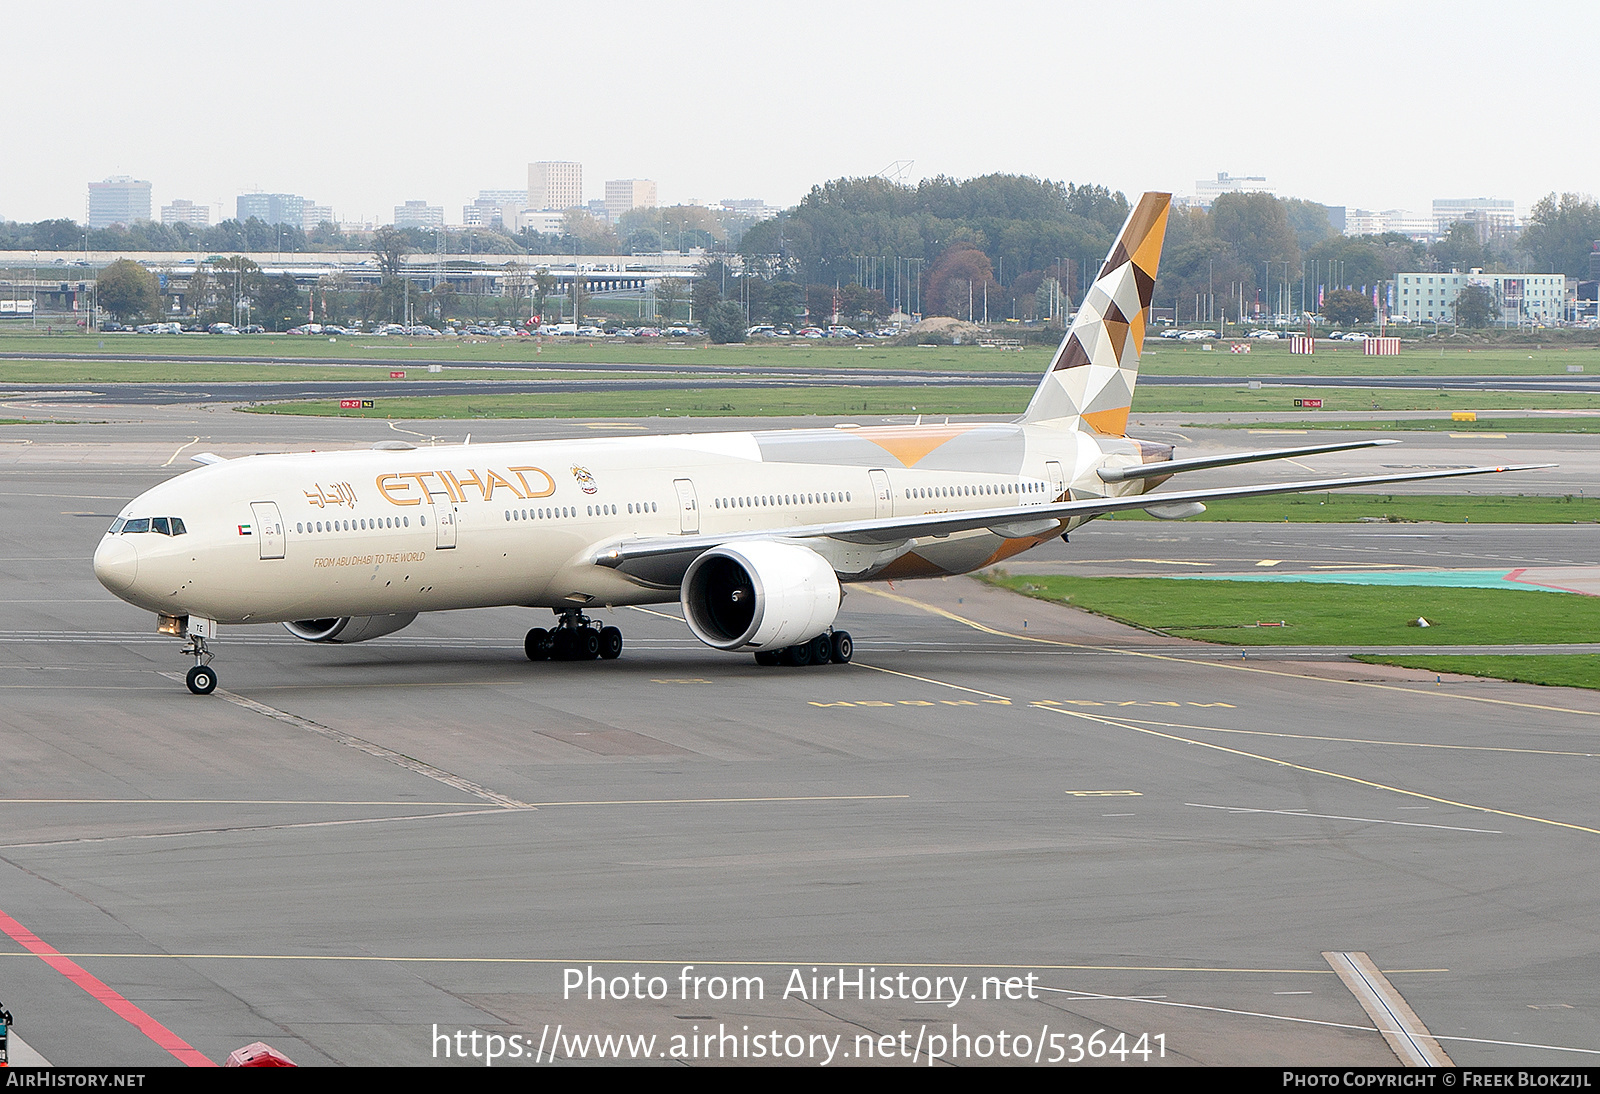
1021, 192, 1170, 434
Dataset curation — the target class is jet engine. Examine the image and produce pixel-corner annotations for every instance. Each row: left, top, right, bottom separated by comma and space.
681, 542, 840, 652
283, 613, 418, 643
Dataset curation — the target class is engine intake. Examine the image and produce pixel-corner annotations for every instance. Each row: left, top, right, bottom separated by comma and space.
283, 613, 417, 643
681, 542, 840, 652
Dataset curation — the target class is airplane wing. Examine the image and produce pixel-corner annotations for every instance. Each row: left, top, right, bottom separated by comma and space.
591, 461, 1552, 586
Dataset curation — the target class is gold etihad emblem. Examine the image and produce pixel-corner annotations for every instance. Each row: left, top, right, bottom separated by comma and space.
374, 466, 557, 506
304, 481, 358, 509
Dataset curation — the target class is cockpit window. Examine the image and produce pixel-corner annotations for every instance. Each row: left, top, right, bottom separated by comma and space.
115, 517, 186, 536
109, 518, 125, 533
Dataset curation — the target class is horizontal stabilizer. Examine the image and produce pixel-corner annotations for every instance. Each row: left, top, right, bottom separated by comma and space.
1099, 438, 1399, 482
191, 452, 226, 465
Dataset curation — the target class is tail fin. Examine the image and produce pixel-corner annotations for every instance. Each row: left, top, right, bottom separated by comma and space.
1021, 192, 1170, 434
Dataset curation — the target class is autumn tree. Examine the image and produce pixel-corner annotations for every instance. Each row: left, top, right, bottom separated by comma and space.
1322, 288, 1374, 326
924, 244, 998, 320
1521, 193, 1600, 277
1454, 284, 1498, 327
95, 259, 160, 321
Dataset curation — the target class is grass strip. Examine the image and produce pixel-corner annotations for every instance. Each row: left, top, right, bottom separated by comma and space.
1212, 417, 1600, 433
1353, 654, 1600, 691
984, 574, 1600, 646
1115, 493, 1600, 523
239, 387, 1030, 418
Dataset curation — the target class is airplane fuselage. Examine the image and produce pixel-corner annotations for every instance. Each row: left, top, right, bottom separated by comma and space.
93, 420, 1163, 626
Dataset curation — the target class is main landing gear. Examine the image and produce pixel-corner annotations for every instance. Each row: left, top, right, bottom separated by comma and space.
753, 630, 853, 668
183, 634, 218, 695
525, 609, 623, 663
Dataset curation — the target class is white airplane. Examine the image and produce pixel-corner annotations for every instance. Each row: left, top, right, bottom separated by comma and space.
93, 193, 1543, 694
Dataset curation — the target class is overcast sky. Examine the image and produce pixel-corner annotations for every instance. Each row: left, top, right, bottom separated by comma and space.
3, 0, 1594, 225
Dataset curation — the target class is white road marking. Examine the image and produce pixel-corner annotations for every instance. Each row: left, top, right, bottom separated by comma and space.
6, 1029, 51, 1066
159, 675, 533, 809
1325, 950, 1453, 1067
1188, 802, 1501, 834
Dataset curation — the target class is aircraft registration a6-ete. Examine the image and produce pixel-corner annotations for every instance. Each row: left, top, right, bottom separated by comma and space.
94, 193, 1546, 694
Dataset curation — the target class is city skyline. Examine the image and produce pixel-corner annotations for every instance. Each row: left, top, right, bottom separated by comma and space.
3, 0, 1595, 227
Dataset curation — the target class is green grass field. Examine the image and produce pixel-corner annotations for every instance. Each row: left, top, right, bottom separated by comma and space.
1, 329, 1598, 378
1216, 417, 1600, 433
1351, 654, 1600, 690
240, 386, 1028, 418
234, 383, 1600, 419
1116, 493, 1599, 523
984, 574, 1600, 647
1135, 386, 1600, 414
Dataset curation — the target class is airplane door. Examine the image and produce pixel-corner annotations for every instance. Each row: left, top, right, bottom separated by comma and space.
868, 469, 894, 519
1045, 460, 1066, 501
250, 501, 285, 560
673, 479, 699, 534
432, 496, 457, 549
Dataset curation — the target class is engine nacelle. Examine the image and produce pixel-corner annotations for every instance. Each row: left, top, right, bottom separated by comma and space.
283, 613, 417, 643
681, 542, 840, 652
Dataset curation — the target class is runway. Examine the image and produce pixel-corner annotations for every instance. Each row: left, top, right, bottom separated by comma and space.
0, 411, 1597, 1067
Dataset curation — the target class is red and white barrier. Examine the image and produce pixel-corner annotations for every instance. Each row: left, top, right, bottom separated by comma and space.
1363, 337, 1400, 355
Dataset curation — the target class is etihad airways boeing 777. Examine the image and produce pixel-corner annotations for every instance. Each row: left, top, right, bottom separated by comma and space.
93, 193, 1544, 694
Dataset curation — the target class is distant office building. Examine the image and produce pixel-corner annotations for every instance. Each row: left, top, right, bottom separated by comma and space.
88, 176, 153, 228
586, 198, 609, 221
1192, 172, 1273, 209
604, 179, 658, 221
1396, 270, 1566, 323
518, 210, 567, 234
528, 161, 583, 211
720, 197, 779, 221
1433, 197, 1516, 241
462, 190, 525, 229
160, 199, 210, 228
1344, 209, 1435, 241
237, 193, 310, 229
301, 204, 334, 230
393, 201, 444, 229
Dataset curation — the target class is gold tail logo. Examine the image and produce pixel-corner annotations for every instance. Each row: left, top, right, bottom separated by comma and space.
1021, 192, 1170, 435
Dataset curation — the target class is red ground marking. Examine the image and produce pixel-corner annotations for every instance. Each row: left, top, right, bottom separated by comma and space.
0, 906, 215, 1067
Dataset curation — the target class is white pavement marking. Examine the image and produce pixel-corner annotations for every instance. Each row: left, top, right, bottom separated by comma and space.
7, 1030, 51, 1066
1188, 802, 1502, 834
1324, 950, 1453, 1067
158, 675, 532, 809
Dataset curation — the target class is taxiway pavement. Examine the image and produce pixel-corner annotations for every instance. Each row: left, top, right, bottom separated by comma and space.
0, 412, 1596, 1067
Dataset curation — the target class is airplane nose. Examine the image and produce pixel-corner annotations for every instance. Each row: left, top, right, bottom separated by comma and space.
94, 536, 138, 594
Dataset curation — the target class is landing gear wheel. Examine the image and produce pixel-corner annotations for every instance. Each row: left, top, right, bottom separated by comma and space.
551, 629, 576, 661
524, 628, 550, 661
754, 650, 781, 666
785, 642, 813, 667
830, 631, 853, 664
185, 665, 218, 695
580, 629, 602, 660
808, 634, 833, 666
599, 626, 623, 660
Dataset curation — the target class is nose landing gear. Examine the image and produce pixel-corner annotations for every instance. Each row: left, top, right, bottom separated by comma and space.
182, 634, 218, 695
525, 610, 623, 663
